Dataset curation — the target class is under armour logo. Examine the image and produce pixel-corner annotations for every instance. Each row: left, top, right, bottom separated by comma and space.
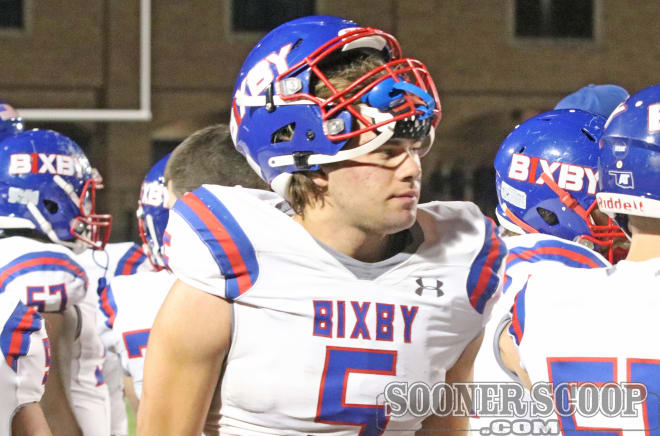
415, 278, 444, 297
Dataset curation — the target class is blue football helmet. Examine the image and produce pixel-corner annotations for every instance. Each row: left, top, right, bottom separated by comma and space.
0, 129, 112, 251
137, 154, 170, 270
597, 83, 660, 234
494, 109, 624, 261
0, 100, 23, 141
230, 15, 442, 197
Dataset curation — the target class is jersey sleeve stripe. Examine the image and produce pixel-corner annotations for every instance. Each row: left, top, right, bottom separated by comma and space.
506, 241, 608, 270
1, 300, 42, 372
174, 188, 259, 299
115, 244, 147, 276
467, 217, 507, 314
509, 281, 527, 346
99, 284, 118, 329
0, 252, 88, 294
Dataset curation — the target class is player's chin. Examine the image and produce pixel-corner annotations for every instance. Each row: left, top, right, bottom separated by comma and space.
387, 208, 418, 233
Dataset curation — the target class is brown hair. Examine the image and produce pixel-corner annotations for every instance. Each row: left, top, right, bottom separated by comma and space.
286, 49, 386, 214
164, 124, 267, 198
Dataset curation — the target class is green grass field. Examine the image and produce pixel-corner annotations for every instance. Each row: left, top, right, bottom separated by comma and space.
126, 399, 136, 436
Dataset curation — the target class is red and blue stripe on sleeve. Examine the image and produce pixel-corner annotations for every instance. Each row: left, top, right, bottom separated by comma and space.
98, 284, 118, 329
467, 217, 507, 314
1, 300, 43, 372
172, 187, 259, 300
114, 244, 147, 276
0, 251, 88, 294
505, 239, 608, 270
509, 281, 527, 346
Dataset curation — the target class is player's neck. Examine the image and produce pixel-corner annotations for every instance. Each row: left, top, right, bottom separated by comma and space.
625, 233, 660, 262
294, 211, 396, 263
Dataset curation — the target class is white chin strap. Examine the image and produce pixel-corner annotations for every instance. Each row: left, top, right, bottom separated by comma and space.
268, 105, 396, 168
495, 204, 525, 236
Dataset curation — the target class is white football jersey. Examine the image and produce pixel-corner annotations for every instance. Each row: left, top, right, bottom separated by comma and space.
471, 233, 609, 431
74, 242, 152, 436
510, 258, 660, 435
165, 185, 506, 434
100, 269, 175, 398
0, 236, 88, 312
0, 292, 49, 435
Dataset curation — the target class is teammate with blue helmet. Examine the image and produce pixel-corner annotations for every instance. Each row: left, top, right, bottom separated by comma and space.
498, 84, 660, 434
0, 129, 112, 252
0, 100, 23, 141
137, 154, 170, 270
0, 128, 112, 435
494, 109, 625, 263
472, 108, 624, 433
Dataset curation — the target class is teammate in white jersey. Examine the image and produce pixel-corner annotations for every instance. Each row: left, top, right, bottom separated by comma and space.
73, 242, 150, 436
0, 129, 112, 435
498, 83, 660, 434
0, 292, 50, 436
471, 109, 625, 433
139, 16, 505, 435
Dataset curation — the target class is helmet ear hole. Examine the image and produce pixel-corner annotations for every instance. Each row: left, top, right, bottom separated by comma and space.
271, 123, 296, 144
43, 199, 59, 214
581, 128, 596, 142
537, 207, 559, 226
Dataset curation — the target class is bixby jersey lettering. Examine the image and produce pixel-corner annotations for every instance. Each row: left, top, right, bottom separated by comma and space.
0, 292, 48, 435
471, 233, 609, 432
509, 259, 660, 435
99, 270, 175, 398
165, 185, 505, 435
0, 236, 87, 312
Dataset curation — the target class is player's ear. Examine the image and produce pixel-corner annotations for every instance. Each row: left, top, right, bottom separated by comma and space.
309, 167, 330, 189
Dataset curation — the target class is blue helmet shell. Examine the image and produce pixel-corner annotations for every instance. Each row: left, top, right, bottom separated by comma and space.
0, 129, 107, 247
597, 83, 660, 222
494, 109, 608, 241
137, 154, 170, 269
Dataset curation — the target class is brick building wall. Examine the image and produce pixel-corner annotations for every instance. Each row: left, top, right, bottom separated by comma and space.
0, 0, 657, 240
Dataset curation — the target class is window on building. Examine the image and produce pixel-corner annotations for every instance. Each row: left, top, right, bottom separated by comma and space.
231, 0, 315, 33
0, 0, 23, 29
515, 0, 593, 39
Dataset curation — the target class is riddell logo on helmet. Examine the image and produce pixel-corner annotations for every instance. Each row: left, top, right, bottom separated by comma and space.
507, 153, 598, 194
597, 195, 644, 213
9, 153, 85, 178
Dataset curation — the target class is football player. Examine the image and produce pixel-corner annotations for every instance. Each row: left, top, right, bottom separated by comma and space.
139, 15, 505, 435
499, 83, 660, 434
471, 108, 626, 432
0, 292, 50, 436
0, 129, 112, 435
0, 100, 23, 142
